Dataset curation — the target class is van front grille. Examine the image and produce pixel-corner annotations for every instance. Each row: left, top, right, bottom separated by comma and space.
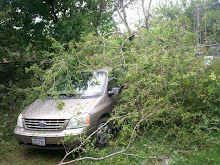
24, 119, 67, 130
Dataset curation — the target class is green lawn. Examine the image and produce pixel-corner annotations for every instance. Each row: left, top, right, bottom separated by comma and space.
0, 139, 65, 165
1, 132, 219, 165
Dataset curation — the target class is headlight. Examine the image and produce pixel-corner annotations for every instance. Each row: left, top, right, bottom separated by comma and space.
66, 113, 90, 129
17, 114, 23, 128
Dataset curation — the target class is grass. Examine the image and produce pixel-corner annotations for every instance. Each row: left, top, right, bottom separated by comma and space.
0, 131, 220, 165
171, 144, 220, 165
171, 132, 220, 165
0, 139, 66, 165
0, 108, 219, 165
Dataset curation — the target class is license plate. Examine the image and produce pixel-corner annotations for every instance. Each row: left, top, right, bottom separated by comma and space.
32, 137, 46, 146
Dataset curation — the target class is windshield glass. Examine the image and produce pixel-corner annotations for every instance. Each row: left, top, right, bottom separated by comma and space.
48, 71, 107, 97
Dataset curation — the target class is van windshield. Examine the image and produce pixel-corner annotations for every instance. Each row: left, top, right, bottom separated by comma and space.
48, 71, 107, 97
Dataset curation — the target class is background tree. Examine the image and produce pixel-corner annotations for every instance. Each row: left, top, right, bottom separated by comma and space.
0, 0, 116, 62
154, 0, 220, 43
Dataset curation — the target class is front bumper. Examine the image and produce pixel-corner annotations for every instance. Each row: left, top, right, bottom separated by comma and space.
14, 126, 89, 149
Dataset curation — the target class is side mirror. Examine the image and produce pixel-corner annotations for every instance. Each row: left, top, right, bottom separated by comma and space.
108, 90, 116, 97
112, 87, 120, 92
108, 87, 121, 97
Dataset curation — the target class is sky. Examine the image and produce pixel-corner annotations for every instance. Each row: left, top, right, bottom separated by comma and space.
115, 0, 160, 32
114, 0, 211, 32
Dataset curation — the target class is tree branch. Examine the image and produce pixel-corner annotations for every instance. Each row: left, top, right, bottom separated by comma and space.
142, 0, 152, 29
59, 103, 163, 165
113, 1, 132, 35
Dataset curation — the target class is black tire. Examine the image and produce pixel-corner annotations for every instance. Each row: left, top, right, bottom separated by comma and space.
96, 118, 112, 146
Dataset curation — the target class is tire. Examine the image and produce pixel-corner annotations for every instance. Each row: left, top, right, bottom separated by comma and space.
96, 118, 112, 146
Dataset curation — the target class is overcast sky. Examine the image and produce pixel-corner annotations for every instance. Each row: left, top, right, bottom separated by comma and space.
114, 0, 211, 32
115, 0, 160, 32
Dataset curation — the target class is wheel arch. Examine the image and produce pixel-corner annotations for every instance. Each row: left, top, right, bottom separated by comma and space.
99, 113, 111, 121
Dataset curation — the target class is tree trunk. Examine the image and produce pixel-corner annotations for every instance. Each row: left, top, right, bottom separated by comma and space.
114, 0, 132, 35
142, 0, 152, 29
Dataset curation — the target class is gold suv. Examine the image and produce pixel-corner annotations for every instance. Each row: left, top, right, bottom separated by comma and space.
14, 68, 120, 149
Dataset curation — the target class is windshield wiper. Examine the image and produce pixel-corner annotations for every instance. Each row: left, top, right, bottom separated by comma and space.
59, 93, 78, 97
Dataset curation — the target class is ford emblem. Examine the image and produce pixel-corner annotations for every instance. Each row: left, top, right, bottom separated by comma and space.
39, 122, 46, 127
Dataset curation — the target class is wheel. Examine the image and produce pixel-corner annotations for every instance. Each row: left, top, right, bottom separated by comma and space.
96, 118, 112, 146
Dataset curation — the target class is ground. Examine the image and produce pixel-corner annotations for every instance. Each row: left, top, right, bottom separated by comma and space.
0, 139, 66, 165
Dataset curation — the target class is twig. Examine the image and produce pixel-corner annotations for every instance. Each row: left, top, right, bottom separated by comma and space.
59, 115, 126, 164
121, 153, 156, 159
208, 127, 220, 131
59, 104, 163, 165
74, 41, 93, 66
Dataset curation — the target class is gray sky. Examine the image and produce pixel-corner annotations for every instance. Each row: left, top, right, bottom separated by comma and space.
115, 0, 160, 32
115, 0, 206, 32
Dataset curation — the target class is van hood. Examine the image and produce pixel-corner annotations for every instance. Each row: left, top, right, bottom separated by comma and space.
22, 97, 99, 119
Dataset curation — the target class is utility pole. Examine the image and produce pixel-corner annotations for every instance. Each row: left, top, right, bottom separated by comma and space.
194, 5, 202, 45
204, 0, 207, 42
197, 7, 200, 44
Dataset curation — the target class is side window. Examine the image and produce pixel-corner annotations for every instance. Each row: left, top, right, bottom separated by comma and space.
108, 76, 117, 91
108, 70, 119, 91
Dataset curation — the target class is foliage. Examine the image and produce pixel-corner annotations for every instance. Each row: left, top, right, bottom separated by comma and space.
205, 0, 220, 42
108, 18, 220, 154
154, 0, 220, 43
27, 17, 218, 164
0, 0, 116, 63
